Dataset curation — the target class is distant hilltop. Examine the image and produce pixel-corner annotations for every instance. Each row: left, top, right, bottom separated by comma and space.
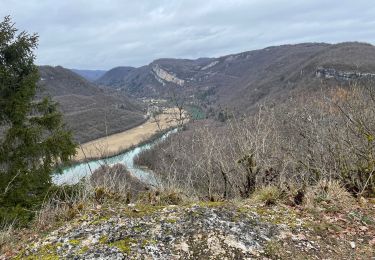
70, 69, 107, 81
93, 42, 375, 112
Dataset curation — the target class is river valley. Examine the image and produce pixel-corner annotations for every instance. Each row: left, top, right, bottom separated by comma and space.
53, 128, 177, 185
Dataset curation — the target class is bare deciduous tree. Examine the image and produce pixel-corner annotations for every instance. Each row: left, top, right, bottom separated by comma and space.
135, 84, 375, 199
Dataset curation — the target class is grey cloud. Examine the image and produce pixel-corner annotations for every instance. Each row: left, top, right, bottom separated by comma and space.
1, 0, 375, 69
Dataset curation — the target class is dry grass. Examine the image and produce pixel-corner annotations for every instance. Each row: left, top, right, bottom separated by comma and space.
75, 108, 186, 161
90, 164, 150, 202
35, 183, 91, 230
34, 162, 155, 230
138, 187, 189, 206
0, 222, 15, 250
251, 186, 282, 205
304, 179, 355, 212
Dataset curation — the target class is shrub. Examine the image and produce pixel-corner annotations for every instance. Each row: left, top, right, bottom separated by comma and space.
304, 180, 354, 212
251, 186, 282, 205
90, 164, 149, 202
138, 188, 186, 206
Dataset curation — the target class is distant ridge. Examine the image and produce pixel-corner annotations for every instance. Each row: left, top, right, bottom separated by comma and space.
96, 66, 136, 87
71, 69, 107, 81
96, 42, 375, 111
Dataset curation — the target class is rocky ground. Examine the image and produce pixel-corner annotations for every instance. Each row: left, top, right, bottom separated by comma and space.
5, 199, 375, 259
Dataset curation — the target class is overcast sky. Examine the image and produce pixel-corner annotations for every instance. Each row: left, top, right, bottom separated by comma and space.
1, 0, 375, 70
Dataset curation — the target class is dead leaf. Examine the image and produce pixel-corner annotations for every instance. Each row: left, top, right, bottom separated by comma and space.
359, 226, 368, 231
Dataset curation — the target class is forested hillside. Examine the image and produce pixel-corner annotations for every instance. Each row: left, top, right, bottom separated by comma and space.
38, 66, 145, 143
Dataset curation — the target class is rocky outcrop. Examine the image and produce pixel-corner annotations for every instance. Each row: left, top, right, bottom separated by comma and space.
316, 67, 375, 81
152, 64, 185, 86
200, 60, 219, 70
9, 200, 375, 259
18, 203, 307, 259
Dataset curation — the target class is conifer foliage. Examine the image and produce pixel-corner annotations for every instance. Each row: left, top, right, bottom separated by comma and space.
0, 16, 76, 225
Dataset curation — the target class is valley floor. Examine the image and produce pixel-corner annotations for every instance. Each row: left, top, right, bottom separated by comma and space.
75, 108, 183, 161
6, 199, 375, 259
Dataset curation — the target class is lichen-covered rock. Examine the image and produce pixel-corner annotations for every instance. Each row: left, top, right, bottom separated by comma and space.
19, 203, 296, 259
15, 201, 375, 259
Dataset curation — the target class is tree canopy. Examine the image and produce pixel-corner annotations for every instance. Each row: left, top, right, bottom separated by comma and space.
0, 16, 77, 225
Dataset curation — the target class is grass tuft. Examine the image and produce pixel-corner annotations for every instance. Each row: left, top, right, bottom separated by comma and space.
304, 180, 354, 212
251, 186, 282, 205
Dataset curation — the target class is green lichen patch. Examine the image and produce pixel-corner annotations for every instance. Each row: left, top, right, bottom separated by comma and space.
133, 225, 145, 232
263, 239, 283, 258
90, 215, 110, 225
69, 239, 81, 246
122, 204, 165, 218
197, 201, 225, 208
165, 218, 177, 224
251, 205, 302, 228
78, 245, 89, 254
99, 235, 108, 244
21, 243, 59, 260
141, 239, 157, 248
108, 237, 136, 254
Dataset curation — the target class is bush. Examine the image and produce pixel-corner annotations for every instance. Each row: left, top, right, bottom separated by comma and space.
304, 180, 354, 212
251, 186, 282, 205
138, 188, 186, 206
90, 164, 149, 202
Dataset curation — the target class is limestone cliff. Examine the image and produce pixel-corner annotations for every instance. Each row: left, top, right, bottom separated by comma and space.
152, 64, 185, 86
316, 67, 375, 81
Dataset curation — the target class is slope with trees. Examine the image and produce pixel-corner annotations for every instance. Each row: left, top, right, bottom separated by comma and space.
38, 65, 146, 143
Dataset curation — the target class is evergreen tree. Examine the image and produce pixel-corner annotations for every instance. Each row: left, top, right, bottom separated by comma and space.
0, 16, 77, 225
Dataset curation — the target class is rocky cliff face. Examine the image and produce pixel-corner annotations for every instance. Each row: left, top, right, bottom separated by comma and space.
316, 67, 375, 81
152, 64, 185, 86
200, 60, 219, 70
